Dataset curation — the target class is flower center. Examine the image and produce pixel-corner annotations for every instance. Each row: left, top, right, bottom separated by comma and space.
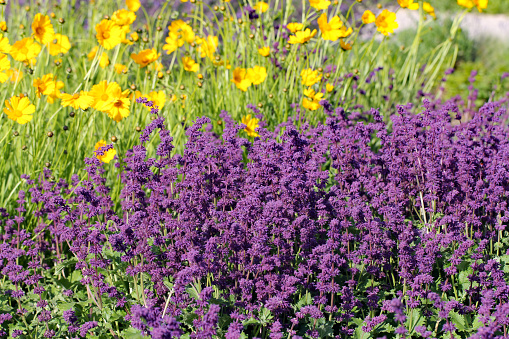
36, 27, 44, 35
12, 109, 23, 118
72, 93, 80, 99
114, 100, 123, 107
101, 94, 109, 101
20, 47, 29, 55
102, 32, 111, 39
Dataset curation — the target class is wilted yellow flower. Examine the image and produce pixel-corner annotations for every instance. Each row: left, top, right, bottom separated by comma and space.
0, 54, 10, 83
288, 28, 317, 44
231, 68, 252, 91
126, 0, 141, 12
457, 0, 488, 12
0, 21, 7, 32
302, 87, 324, 111
33, 73, 56, 98
48, 33, 71, 56
10, 38, 41, 63
362, 10, 376, 24
61, 91, 95, 110
196, 35, 218, 59
131, 48, 160, 67
114, 63, 127, 74
94, 140, 116, 163
317, 13, 352, 41
241, 115, 259, 137
375, 9, 398, 36
253, 1, 269, 13
182, 57, 199, 72
0, 34, 11, 54
309, 0, 330, 10
397, 0, 419, 10
95, 19, 123, 50
287, 22, 304, 33
301, 69, 322, 86
4, 95, 35, 124
246, 66, 267, 85
88, 46, 110, 68
32, 13, 55, 45
258, 46, 270, 57
423, 2, 436, 18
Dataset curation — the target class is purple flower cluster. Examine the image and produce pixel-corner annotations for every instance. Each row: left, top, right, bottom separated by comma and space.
1, 90, 509, 337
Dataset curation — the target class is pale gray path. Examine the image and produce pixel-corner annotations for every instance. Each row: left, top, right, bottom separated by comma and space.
395, 9, 509, 40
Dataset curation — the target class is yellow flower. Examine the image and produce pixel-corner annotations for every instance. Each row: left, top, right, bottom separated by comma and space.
94, 140, 116, 163
317, 13, 352, 41
48, 34, 71, 56
47, 80, 63, 104
131, 48, 160, 67
182, 57, 199, 72
61, 91, 95, 110
288, 28, 317, 44
4, 95, 36, 124
300, 69, 322, 86
246, 66, 267, 85
196, 35, 218, 59
340, 39, 352, 50
302, 87, 324, 111
375, 9, 398, 36
326, 83, 334, 92
287, 22, 304, 33
241, 115, 259, 137
6, 68, 23, 83
231, 68, 252, 91
148, 90, 166, 109
0, 54, 10, 83
168, 20, 195, 45
0, 21, 7, 32
457, 0, 488, 12
104, 90, 131, 122
10, 38, 41, 63
126, 0, 141, 12
88, 46, 110, 68
130, 32, 139, 42
397, 0, 419, 10
0, 33, 11, 54
95, 19, 123, 50
90, 81, 121, 111
362, 10, 376, 24
213, 59, 232, 69
309, 0, 330, 10
112, 9, 136, 27
253, 1, 269, 13
423, 2, 436, 18
258, 46, 270, 57
33, 73, 56, 98
114, 63, 127, 74
32, 13, 55, 45
162, 32, 180, 54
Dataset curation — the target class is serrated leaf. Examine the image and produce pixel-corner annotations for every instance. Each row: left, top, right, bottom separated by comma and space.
242, 317, 260, 326
54, 258, 78, 276
450, 311, 466, 331
406, 309, 425, 334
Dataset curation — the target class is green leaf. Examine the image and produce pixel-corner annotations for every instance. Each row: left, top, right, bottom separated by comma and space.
121, 328, 145, 339
242, 317, 261, 326
406, 309, 425, 334
54, 258, 78, 276
450, 311, 466, 331
56, 302, 75, 311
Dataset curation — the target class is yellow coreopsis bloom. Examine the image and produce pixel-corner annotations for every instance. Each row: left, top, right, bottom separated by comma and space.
95, 19, 123, 50
126, 0, 141, 12
0, 54, 10, 83
301, 69, 322, 87
0, 34, 11, 54
375, 9, 398, 36
163, 32, 180, 54
131, 49, 160, 67
241, 115, 259, 137
104, 89, 131, 122
302, 88, 324, 111
288, 28, 317, 44
48, 34, 71, 56
253, 1, 269, 13
340, 39, 352, 50
0, 21, 7, 32
168, 20, 195, 45
88, 46, 110, 68
148, 90, 166, 109
61, 91, 95, 110
326, 83, 334, 92
287, 23, 304, 33
94, 140, 116, 163
182, 57, 199, 72
4, 95, 36, 124
362, 10, 376, 24
423, 2, 436, 18
10, 38, 41, 63
196, 35, 218, 59
246, 66, 267, 85
90, 81, 121, 111
47, 80, 63, 104
32, 13, 55, 45
397, 0, 419, 10
317, 13, 352, 41
114, 63, 127, 74
458, 0, 488, 12
112, 9, 136, 28
33, 74, 56, 98
258, 46, 270, 57
309, 0, 330, 10
6, 69, 23, 83
231, 68, 252, 91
